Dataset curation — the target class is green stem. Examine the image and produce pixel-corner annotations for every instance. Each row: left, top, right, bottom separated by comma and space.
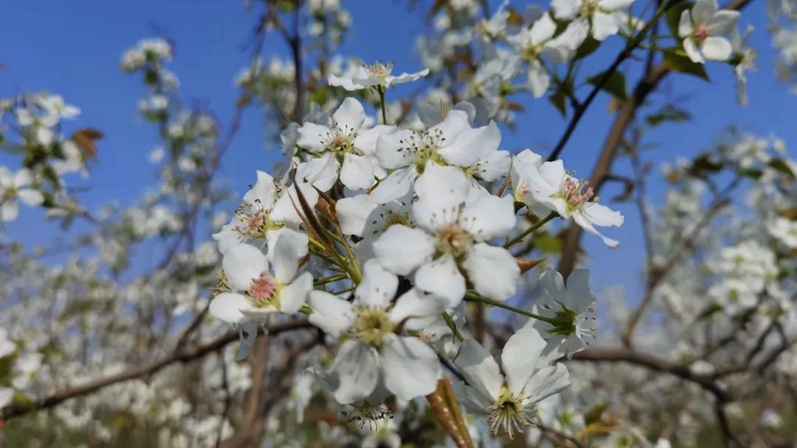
442, 311, 464, 342
503, 212, 558, 249
378, 85, 388, 125
313, 274, 349, 286
464, 292, 558, 325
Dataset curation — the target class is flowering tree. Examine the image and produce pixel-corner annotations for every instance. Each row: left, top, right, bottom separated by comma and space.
2, 0, 797, 447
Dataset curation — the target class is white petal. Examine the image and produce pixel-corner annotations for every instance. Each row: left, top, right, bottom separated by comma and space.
476, 150, 512, 182
526, 62, 551, 98
376, 129, 416, 169
13, 169, 32, 188
461, 195, 516, 240
565, 269, 593, 311
701, 36, 733, 61
429, 109, 470, 142
540, 269, 566, 302
1, 202, 19, 222
573, 212, 620, 247
502, 327, 547, 395
692, 0, 718, 25
223, 244, 269, 291
272, 228, 308, 283
551, 0, 581, 19
591, 11, 619, 40
373, 225, 435, 276
331, 341, 379, 404
463, 244, 520, 301
368, 168, 416, 204
280, 271, 312, 314
209, 293, 255, 323
382, 336, 440, 400
683, 37, 704, 63
296, 122, 332, 152
414, 255, 467, 308
0, 387, 13, 408
333, 97, 366, 134
390, 288, 447, 331
17, 189, 44, 207
336, 195, 378, 237
454, 339, 502, 401
308, 291, 355, 337
522, 364, 571, 405
389, 68, 430, 85
581, 202, 624, 227
271, 183, 320, 225
355, 125, 395, 156
0, 167, 13, 187
600, 0, 635, 11
678, 10, 693, 37
328, 74, 363, 91
530, 13, 557, 42
340, 153, 375, 191
706, 10, 739, 36
355, 259, 399, 308
243, 171, 276, 207
438, 121, 501, 167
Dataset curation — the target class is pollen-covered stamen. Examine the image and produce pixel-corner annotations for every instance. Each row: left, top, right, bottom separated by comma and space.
694, 25, 710, 42
250, 271, 278, 304
397, 129, 448, 173
352, 306, 396, 348
556, 175, 596, 215
318, 125, 358, 160
580, 0, 600, 15
436, 222, 472, 259
485, 385, 532, 439
233, 201, 270, 239
342, 401, 394, 429
365, 61, 394, 79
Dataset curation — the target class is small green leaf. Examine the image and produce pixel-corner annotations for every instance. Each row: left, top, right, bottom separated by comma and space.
586, 70, 628, 100
697, 303, 723, 320
575, 36, 601, 60
662, 48, 709, 81
533, 232, 562, 253
768, 158, 796, 179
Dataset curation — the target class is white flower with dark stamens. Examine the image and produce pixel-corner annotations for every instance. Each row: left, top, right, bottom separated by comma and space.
370, 110, 501, 203
678, 0, 739, 63
308, 260, 444, 403
210, 232, 313, 328
373, 164, 519, 307
297, 98, 394, 191
453, 326, 571, 439
212, 170, 314, 257
329, 61, 429, 91
533, 269, 596, 357
527, 160, 624, 247
0, 167, 44, 222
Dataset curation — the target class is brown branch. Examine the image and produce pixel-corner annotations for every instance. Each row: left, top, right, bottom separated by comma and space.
571, 347, 730, 402
0, 318, 311, 422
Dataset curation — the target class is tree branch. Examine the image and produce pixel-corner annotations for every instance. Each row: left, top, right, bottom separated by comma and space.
0, 318, 312, 421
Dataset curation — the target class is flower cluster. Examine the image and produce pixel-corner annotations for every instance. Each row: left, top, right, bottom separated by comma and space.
209, 68, 623, 436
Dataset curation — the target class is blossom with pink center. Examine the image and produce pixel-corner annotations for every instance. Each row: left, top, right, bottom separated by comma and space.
372, 164, 519, 307
525, 159, 624, 247
210, 231, 313, 326
678, 0, 739, 63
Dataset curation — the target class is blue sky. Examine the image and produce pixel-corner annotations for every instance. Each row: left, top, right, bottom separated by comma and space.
1, 0, 793, 302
